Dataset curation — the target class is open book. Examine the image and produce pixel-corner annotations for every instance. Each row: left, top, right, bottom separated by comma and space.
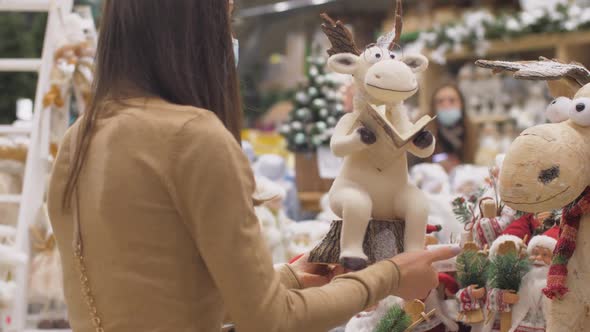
350, 103, 436, 149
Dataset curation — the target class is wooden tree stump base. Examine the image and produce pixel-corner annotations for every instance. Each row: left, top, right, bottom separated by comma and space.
308, 219, 406, 265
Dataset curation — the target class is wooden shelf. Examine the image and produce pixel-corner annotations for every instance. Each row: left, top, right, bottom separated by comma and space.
470, 114, 512, 124
298, 191, 325, 212
438, 30, 590, 62
416, 30, 590, 163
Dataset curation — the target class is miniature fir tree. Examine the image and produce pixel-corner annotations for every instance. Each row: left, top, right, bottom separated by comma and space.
279, 54, 345, 153
375, 305, 412, 332
456, 250, 488, 289
487, 251, 530, 292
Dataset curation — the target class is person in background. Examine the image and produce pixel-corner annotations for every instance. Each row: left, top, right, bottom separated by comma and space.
47, 1, 459, 332
429, 84, 470, 173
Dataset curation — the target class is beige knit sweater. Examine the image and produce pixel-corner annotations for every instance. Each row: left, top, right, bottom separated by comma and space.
47, 98, 400, 332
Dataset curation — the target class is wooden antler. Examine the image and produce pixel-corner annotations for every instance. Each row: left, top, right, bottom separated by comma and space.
475, 57, 590, 98
320, 13, 361, 56
390, 0, 403, 50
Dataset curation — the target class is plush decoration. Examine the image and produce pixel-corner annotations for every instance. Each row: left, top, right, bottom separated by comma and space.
488, 235, 525, 259
507, 229, 558, 332
456, 248, 488, 325
345, 296, 405, 332
545, 188, 590, 299
485, 240, 531, 332
527, 235, 558, 256
478, 57, 590, 330
318, 1, 435, 270
253, 176, 292, 264
501, 213, 539, 244
410, 163, 450, 195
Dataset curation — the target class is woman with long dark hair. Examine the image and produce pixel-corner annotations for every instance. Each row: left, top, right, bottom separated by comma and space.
47, 1, 457, 331
429, 84, 472, 172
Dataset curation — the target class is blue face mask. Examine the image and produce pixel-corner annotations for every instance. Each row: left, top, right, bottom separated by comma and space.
232, 38, 239, 67
437, 108, 462, 127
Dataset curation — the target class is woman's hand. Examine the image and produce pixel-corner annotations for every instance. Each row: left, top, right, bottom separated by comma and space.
289, 254, 346, 288
391, 246, 460, 300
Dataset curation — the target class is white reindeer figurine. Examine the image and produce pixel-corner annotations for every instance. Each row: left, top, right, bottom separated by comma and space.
321, 2, 435, 270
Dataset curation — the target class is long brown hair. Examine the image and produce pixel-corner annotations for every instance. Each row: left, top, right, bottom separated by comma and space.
63, 0, 242, 208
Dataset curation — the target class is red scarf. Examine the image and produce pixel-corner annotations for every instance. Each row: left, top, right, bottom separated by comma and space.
544, 187, 590, 299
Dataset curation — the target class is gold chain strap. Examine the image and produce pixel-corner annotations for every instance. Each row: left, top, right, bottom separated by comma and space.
74, 244, 105, 332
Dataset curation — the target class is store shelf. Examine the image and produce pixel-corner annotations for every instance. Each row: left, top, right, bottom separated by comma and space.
0, 0, 51, 12
0, 59, 42, 72
470, 114, 512, 124
25, 330, 71, 332
0, 126, 32, 135
298, 192, 325, 212
439, 30, 590, 62
0, 195, 21, 204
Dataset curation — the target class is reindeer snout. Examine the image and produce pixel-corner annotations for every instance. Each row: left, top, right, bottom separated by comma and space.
538, 166, 560, 184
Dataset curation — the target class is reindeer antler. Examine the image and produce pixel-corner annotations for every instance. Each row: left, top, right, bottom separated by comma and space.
320, 13, 361, 56
390, 0, 403, 50
475, 57, 590, 87
476, 57, 590, 98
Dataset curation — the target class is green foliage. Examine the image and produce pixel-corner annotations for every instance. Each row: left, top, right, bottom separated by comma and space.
452, 190, 483, 225
0, 13, 46, 123
279, 55, 344, 153
374, 305, 412, 332
486, 252, 530, 292
456, 251, 488, 289
418, 3, 590, 63
0, 1, 98, 124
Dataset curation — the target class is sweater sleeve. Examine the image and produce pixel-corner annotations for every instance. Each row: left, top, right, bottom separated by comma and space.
171, 112, 400, 332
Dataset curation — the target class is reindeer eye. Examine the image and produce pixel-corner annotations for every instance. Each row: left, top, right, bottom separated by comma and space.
570, 97, 590, 127
545, 97, 571, 124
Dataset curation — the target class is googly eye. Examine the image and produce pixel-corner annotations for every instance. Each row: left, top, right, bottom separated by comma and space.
570, 97, 590, 127
364, 46, 383, 64
389, 52, 396, 59
545, 97, 572, 123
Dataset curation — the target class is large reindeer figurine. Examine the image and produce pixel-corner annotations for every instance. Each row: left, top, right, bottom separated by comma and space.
321, 0, 435, 270
476, 58, 590, 331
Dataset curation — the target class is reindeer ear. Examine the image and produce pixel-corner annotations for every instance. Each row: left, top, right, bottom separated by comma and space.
327, 53, 359, 75
402, 54, 429, 73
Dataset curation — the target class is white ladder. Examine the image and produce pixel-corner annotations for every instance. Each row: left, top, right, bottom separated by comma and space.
0, 0, 73, 331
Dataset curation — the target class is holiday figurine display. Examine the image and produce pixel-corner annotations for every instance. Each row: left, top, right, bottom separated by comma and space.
253, 176, 292, 264
29, 227, 69, 329
456, 244, 488, 326
484, 236, 530, 332
476, 57, 590, 331
309, 0, 436, 270
475, 123, 501, 167
411, 273, 460, 332
508, 231, 558, 332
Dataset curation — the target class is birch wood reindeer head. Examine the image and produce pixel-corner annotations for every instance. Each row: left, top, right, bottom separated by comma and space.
321, 0, 428, 105
476, 58, 590, 212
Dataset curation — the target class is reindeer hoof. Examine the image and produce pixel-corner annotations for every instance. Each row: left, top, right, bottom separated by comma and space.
357, 127, 377, 145
340, 257, 368, 271
413, 130, 433, 149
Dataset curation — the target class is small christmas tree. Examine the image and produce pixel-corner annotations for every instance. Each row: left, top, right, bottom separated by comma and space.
456, 250, 488, 289
375, 305, 412, 332
279, 54, 345, 153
